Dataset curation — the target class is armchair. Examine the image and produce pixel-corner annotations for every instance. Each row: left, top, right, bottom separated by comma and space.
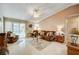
6, 31, 19, 43
0, 33, 9, 55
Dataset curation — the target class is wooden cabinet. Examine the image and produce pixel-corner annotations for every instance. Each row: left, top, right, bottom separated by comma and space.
67, 43, 79, 55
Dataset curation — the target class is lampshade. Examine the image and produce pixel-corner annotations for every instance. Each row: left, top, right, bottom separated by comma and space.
70, 28, 79, 35
33, 23, 40, 30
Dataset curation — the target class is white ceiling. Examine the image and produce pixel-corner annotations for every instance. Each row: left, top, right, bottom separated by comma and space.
0, 3, 76, 22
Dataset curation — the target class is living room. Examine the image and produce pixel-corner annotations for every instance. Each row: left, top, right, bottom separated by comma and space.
0, 3, 79, 55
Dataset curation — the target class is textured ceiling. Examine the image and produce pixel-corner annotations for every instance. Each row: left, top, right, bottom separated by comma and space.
0, 3, 76, 22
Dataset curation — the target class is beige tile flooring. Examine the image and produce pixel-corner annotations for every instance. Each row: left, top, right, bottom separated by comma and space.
7, 38, 67, 55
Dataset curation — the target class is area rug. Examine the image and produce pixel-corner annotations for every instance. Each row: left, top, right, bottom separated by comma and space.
30, 38, 52, 51
16, 38, 52, 51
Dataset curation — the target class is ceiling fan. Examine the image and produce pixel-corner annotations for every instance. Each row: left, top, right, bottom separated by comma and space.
33, 8, 41, 18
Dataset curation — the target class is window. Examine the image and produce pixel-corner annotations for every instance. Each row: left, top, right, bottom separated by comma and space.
5, 21, 25, 38
19, 23, 25, 37
13, 22, 20, 35
5, 21, 12, 32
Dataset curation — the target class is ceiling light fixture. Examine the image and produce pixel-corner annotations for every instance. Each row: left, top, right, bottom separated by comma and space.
33, 8, 40, 18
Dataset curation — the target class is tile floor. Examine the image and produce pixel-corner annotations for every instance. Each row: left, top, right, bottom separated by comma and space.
7, 38, 67, 55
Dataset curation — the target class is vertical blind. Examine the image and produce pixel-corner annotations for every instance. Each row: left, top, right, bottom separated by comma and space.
4, 17, 26, 37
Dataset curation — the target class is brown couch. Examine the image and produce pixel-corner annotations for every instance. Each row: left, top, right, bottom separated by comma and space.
40, 30, 64, 43
29, 30, 64, 43
40, 31, 55, 41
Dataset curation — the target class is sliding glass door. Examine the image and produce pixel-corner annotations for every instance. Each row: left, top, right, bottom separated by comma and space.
19, 23, 25, 37
5, 21, 25, 38
13, 22, 20, 35
13, 22, 25, 38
